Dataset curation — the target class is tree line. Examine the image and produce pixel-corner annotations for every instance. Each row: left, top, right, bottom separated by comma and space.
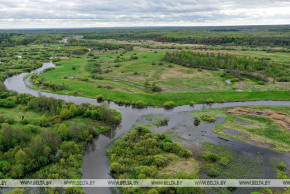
67, 39, 134, 51
163, 51, 290, 82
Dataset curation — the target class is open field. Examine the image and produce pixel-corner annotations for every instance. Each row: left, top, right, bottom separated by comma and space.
36, 45, 290, 106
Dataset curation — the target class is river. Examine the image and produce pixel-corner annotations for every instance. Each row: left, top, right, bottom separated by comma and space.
4, 62, 290, 194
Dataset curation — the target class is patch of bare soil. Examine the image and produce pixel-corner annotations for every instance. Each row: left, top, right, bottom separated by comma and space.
227, 107, 290, 130
158, 156, 198, 176
59, 57, 70, 60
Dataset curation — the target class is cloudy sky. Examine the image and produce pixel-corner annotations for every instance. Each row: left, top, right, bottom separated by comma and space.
0, 0, 289, 29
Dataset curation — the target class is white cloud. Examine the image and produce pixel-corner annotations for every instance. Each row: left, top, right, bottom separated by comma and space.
0, 0, 289, 28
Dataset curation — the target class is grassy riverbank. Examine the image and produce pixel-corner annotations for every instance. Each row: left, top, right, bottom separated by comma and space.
213, 106, 290, 153
35, 50, 290, 107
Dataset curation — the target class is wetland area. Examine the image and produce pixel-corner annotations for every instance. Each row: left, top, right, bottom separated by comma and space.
0, 26, 289, 194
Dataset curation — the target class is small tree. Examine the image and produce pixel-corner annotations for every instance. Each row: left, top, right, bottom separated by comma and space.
96, 94, 104, 102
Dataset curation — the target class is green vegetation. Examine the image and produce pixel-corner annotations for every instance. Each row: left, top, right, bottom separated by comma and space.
106, 125, 201, 193
0, 27, 289, 193
153, 117, 169, 126
163, 101, 175, 109
82, 25, 290, 47
214, 107, 290, 152
200, 143, 235, 179
200, 114, 216, 122
164, 50, 289, 82
0, 87, 120, 193
36, 50, 289, 107
1, 27, 287, 107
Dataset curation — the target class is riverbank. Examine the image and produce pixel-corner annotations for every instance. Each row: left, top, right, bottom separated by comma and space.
33, 51, 290, 108
24, 80, 290, 108
213, 107, 290, 153
4, 62, 290, 194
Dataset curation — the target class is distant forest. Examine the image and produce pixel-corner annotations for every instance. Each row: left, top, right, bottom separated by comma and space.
1, 25, 290, 47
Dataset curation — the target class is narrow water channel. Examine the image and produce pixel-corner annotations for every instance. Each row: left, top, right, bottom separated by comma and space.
4, 62, 290, 194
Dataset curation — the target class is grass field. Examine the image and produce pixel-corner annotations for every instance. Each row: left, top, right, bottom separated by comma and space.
30, 41, 290, 107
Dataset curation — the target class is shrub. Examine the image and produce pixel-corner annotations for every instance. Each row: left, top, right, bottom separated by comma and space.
257, 81, 265, 85
207, 167, 220, 177
205, 98, 214, 104
155, 132, 167, 140
135, 125, 151, 135
135, 100, 146, 109
0, 99, 16, 108
72, 66, 76, 70
218, 157, 230, 166
154, 117, 169, 126
110, 162, 124, 174
80, 77, 88, 81
178, 149, 193, 158
151, 85, 162, 92
231, 78, 239, 82
189, 101, 195, 106
278, 162, 287, 171
164, 101, 175, 109
96, 94, 104, 102
201, 114, 215, 122
162, 142, 173, 152
153, 155, 169, 167
205, 153, 219, 162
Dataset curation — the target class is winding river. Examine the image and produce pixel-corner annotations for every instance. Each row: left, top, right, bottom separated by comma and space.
4, 62, 290, 194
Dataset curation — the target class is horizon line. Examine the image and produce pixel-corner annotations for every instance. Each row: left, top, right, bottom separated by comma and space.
0, 24, 289, 31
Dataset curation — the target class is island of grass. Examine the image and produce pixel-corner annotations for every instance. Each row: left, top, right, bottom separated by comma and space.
213, 106, 290, 153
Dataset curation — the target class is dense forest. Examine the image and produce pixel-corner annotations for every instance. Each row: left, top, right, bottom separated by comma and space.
1, 25, 290, 47
67, 39, 134, 51
0, 84, 121, 193
82, 26, 290, 47
0, 33, 63, 47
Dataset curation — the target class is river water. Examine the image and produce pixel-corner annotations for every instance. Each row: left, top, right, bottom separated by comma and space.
4, 62, 290, 194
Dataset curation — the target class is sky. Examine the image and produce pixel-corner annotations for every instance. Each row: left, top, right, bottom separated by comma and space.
0, 0, 289, 29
